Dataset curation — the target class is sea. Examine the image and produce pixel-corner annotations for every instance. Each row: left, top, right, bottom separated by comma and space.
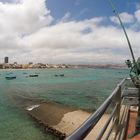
0, 68, 129, 140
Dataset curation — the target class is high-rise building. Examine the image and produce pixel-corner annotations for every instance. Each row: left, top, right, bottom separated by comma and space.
4, 57, 9, 63
29, 62, 33, 65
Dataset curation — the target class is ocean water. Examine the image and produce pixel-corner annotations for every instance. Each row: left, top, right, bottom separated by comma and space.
0, 68, 129, 140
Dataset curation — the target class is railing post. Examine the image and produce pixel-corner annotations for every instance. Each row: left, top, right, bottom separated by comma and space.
114, 85, 121, 133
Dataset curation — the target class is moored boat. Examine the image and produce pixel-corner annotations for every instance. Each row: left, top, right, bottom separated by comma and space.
29, 74, 38, 77
5, 76, 16, 80
55, 74, 64, 77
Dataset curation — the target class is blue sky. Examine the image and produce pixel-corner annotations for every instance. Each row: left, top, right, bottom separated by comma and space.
46, 0, 139, 20
0, 0, 139, 64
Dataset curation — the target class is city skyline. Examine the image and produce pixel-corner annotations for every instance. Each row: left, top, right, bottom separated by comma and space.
0, 0, 140, 64
0, 56, 126, 66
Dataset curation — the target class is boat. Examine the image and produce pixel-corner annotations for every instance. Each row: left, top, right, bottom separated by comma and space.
5, 76, 16, 80
55, 74, 64, 77
60, 74, 64, 77
29, 74, 38, 77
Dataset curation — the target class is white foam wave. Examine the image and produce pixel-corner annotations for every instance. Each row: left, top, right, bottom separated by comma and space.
26, 104, 40, 111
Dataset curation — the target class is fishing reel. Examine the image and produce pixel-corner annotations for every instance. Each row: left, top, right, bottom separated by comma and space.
126, 57, 140, 87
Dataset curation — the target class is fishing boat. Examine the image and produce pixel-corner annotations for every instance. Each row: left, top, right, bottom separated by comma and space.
5, 76, 16, 80
55, 74, 64, 77
60, 74, 64, 77
29, 74, 38, 77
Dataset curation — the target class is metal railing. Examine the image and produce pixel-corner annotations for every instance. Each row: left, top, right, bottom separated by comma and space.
65, 78, 129, 140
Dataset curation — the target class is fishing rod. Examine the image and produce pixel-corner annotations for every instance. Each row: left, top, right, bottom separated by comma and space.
108, 0, 140, 87
108, 0, 136, 64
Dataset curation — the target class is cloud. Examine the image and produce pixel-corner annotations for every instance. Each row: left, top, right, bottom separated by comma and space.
135, 9, 140, 23
110, 12, 135, 24
0, 0, 53, 34
21, 18, 138, 64
0, 0, 139, 64
60, 12, 71, 22
0, 0, 19, 3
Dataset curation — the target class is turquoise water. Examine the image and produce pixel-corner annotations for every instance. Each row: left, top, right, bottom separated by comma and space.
0, 68, 129, 140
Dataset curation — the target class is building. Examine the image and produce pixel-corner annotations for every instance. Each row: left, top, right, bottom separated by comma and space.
0, 64, 3, 69
14, 62, 17, 65
29, 62, 33, 65
4, 57, 9, 63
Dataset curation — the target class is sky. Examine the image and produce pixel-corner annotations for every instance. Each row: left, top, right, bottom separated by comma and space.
0, 0, 140, 64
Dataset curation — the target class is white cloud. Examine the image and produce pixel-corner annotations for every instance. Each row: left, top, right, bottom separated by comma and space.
60, 12, 71, 22
0, 0, 19, 3
135, 9, 140, 23
0, 0, 53, 35
0, 0, 139, 64
110, 12, 135, 24
20, 19, 138, 64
